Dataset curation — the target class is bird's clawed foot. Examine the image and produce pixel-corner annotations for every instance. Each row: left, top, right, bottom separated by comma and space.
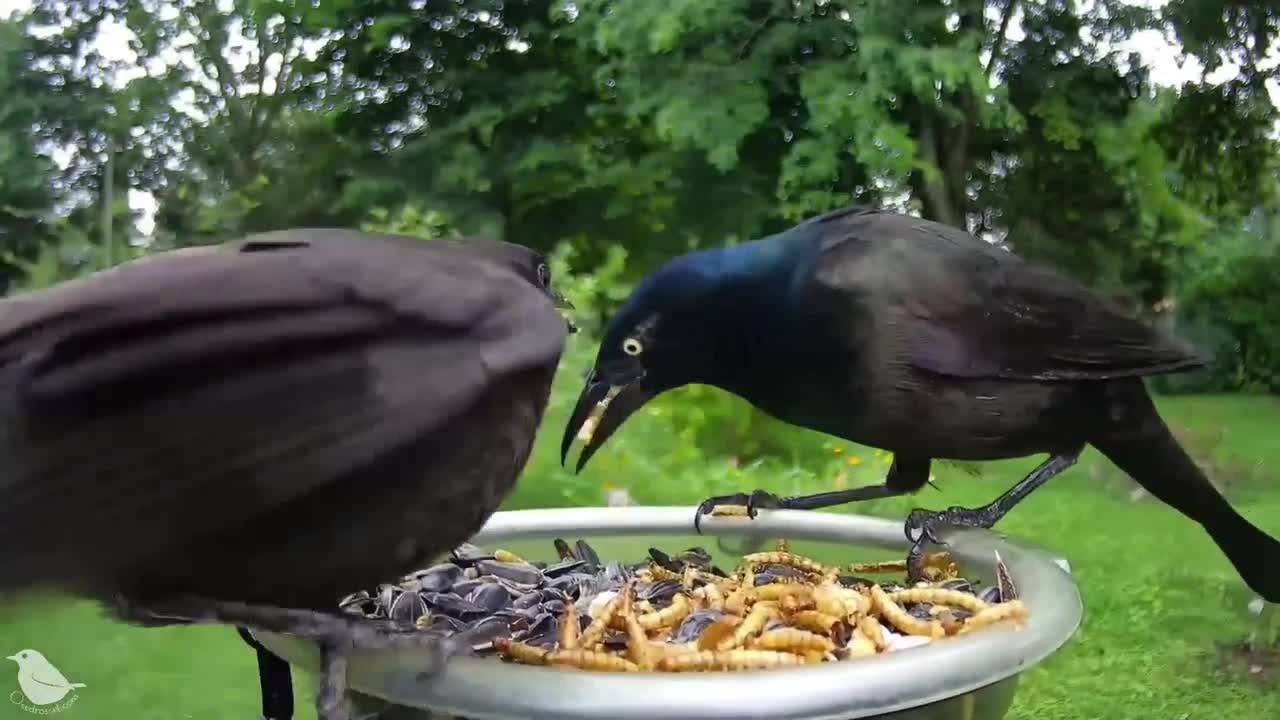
904, 504, 1000, 545
903, 504, 1000, 583
110, 594, 460, 720
693, 490, 788, 533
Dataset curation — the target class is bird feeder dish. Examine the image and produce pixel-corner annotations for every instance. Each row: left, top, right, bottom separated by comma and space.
254, 506, 1083, 720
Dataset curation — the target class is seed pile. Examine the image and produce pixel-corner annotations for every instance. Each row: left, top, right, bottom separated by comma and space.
337, 539, 1028, 673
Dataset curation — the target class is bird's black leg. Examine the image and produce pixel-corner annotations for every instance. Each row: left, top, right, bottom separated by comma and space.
902, 446, 1083, 582
693, 456, 931, 533
237, 626, 294, 720
111, 594, 459, 720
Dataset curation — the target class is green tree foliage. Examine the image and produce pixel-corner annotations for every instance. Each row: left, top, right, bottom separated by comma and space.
294, 0, 1278, 313
0, 17, 111, 291
27, 0, 366, 246
0, 21, 60, 291
1162, 0, 1278, 83
1157, 209, 1280, 394
135, 0, 366, 244
8, 0, 1280, 389
311, 0, 781, 274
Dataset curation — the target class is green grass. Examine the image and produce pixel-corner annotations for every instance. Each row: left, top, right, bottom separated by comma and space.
0, 394, 1277, 720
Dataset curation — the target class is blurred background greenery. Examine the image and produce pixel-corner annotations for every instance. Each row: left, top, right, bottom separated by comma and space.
1, 0, 1279, 718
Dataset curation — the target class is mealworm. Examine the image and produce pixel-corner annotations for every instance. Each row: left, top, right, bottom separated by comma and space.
721, 602, 780, 650
493, 638, 550, 665
748, 627, 835, 654
870, 584, 944, 639
856, 616, 888, 652
547, 649, 641, 672
743, 551, 832, 576
580, 586, 626, 647
789, 610, 841, 635
888, 587, 989, 614
638, 593, 691, 630
656, 649, 808, 672
750, 582, 815, 602
559, 600, 580, 649
844, 628, 879, 659
494, 549, 527, 564
958, 600, 1027, 634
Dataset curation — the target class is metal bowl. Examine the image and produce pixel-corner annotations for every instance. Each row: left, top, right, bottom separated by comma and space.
254, 506, 1082, 720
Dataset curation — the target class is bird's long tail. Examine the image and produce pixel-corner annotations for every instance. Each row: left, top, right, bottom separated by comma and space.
1091, 380, 1280, 602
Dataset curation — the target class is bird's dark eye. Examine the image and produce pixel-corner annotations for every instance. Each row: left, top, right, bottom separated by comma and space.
536, 263, 551, 288
622, 338, 643, 356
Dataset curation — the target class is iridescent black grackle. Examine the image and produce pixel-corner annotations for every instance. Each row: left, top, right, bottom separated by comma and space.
562, 206, 1280, 602
0, 229, 571, 720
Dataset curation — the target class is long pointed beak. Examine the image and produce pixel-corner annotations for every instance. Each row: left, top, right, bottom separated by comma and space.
561, 369, 653, 473
5, 655, 16, 661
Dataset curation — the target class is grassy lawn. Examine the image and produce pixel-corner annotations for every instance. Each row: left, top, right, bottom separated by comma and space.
0, 393, 1276, 720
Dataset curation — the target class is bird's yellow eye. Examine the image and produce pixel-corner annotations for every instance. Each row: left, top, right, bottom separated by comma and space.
622, 338, 643, 356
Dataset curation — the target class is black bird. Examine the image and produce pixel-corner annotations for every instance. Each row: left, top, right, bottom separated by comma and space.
561, 206, 1280, 602
0, 229, 571, 720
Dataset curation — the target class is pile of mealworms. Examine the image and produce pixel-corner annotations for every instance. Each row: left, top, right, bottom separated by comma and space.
491, 539, 1028, 672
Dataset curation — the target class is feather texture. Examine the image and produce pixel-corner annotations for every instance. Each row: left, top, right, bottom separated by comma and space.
0, 231, 566, 603
810, 208, 1208, 381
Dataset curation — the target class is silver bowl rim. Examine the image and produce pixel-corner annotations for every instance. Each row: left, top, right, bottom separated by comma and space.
254, 505, 1083, 720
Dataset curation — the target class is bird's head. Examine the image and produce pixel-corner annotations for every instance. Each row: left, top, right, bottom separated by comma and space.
6, 649, 41, 667
446, 236, 579, 334
560, 239, 806, 472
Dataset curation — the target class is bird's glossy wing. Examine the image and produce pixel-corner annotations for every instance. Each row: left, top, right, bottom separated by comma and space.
0, 234, 566, 589
815, 211, 1208, 381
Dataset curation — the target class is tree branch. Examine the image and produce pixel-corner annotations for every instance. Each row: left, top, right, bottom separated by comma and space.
248, 20, 298, 152
916, 109, 963, 228
249, 20, 272, 136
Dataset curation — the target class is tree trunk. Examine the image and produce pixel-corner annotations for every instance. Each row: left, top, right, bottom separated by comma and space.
913, 108, 965, 228
909, 0, 1018, 232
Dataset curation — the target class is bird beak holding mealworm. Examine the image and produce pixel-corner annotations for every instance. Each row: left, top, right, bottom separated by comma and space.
550, 288, 579, 334
561, 367, 656, 473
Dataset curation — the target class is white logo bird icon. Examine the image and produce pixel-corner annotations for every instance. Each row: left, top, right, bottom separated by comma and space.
6, 649, 85, 705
